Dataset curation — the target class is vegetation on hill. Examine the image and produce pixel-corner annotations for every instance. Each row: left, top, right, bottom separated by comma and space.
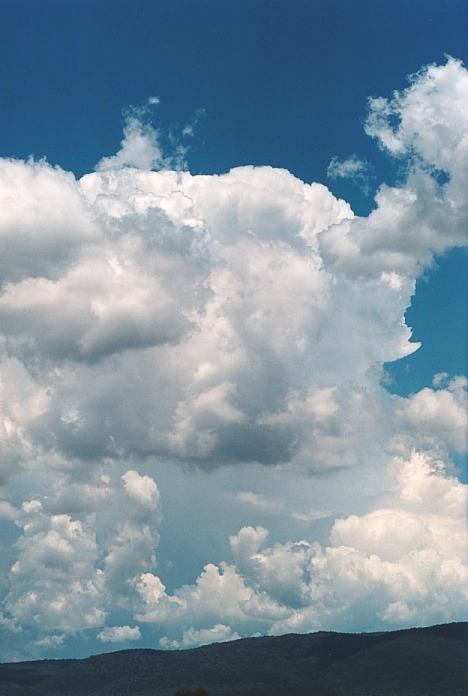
0, 623, 466, 696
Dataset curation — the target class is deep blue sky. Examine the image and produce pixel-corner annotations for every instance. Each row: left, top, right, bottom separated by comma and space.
0, 0, 466, 395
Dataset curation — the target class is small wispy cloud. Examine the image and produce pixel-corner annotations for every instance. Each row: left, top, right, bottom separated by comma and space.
96, 97, 203, 173
35, 634, 65, 648
234, 491, 285, 514
181, 108, 206, 137
291, 509, 333, 523
327, 155, 373, 194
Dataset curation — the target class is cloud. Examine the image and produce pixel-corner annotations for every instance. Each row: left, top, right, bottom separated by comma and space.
327, 155, 372, 193
365, 57, 468, 171
96, 98, 197, 173
122, 470, 160, 509
98, 625, 141, 643
234, 492, 285, 514
327, 156, 369, 180
138, 452, 467, 645
291, 510, 333, 523
35, 634, 65, 649
0, 501, 18, 522
398, 378, 467, 453
0, 159, 97, 286
96, 116, 165, 172
5, 510, 106, 633
0, 57, 466, 655
10, 59, 467, 474
160, 624, 240, 649
320, 58, 467, 278
3, 469, 161, 636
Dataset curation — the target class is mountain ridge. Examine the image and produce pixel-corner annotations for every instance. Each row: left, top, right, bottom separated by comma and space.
1, 622, 467, 695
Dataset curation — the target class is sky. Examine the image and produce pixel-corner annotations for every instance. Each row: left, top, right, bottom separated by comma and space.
0, 0, 466, 661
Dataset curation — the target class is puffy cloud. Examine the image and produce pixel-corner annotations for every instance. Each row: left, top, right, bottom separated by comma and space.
0, 357, 50, 483
10, 76, 464, 474
0, 501, 18, 521
135, 562, 251, 627
1, 162, 362, 470
0, 159, 97, 286
0, 57, 466, 654
135, 451, 467, 646
397, 378, 467, 452
5, 510, 105, 633
98, 625, 141, 643
365, 58, 468, 172
3, 468, 161, 637
1, 59, 465, 478
122, 470, 160, 509
320, 57, 467, 278
0, 255, 190, 363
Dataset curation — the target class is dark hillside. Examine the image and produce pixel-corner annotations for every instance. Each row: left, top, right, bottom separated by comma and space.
0, 622, 466, 696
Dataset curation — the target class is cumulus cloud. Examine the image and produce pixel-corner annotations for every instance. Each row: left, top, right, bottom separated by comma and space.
321, 58, 467, 278
0, 57, 466, 654
122, 470, 160, 509
0, 159, 97, 286
0, 501, 18, 521
140, 452, 467, 645
98, 625, 141, 643
3, 469, 161, 637
5, 510, 105, 633
2, 59, 465, 475
397, 376, 467, 452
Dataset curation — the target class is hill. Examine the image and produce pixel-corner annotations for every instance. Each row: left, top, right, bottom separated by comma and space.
0, 622, 467, 695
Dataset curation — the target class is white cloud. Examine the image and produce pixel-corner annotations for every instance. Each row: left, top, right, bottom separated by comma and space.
365, 58, 468, 172
132, 451, 467, 645
96, 110, 165, 172
160, 624, 239, 649
321, 58, 468, 278
3, 469, 161, 637
0, 501, 18, 521
0, 57, 466, 654
35, 634, 65, 648
0, 159, 97, 286
327, 155, 368, 180
98, 625, 141, 643
397, 380, 467, 452
5, 511, 106, 633
122, 470, 160, 509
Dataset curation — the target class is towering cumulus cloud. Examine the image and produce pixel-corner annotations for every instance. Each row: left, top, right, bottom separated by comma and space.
0, 58, 466, 658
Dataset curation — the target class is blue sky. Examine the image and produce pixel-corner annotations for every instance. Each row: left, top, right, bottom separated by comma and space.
0, 1, 466, 660
0, 0, 465, 395
0, 0, 466, 181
